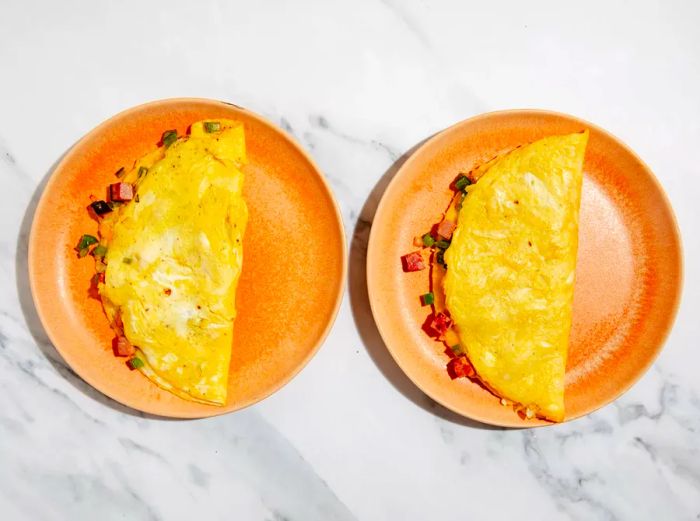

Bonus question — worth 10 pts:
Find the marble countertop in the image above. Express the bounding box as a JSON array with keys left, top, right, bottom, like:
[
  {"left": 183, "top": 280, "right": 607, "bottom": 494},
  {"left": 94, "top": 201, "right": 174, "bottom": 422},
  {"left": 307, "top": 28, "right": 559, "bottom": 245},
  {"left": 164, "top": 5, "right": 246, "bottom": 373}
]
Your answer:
[{"left": 1, "top": 1, "right": 699, "bottom": 519}]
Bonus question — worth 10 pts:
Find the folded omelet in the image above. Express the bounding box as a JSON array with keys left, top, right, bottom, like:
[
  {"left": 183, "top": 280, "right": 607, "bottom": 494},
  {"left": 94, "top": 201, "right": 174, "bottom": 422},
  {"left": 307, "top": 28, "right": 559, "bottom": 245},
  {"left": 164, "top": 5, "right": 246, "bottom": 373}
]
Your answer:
[
  {"left": 444, "top": 132, "right": 588, "bottom": 421},
  {"left": 97, "top": 119, "right": 248, "bottom": 405}
]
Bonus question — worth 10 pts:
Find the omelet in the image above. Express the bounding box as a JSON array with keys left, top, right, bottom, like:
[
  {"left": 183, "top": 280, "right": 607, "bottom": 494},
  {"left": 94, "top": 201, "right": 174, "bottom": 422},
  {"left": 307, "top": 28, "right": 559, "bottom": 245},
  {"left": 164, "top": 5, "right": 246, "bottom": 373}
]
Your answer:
[
  {"left": 96, "top": 119, "right": 248, "bottom": 405},
  {"left": 444, "top": 131, "right": 588, "bottom": 422}
]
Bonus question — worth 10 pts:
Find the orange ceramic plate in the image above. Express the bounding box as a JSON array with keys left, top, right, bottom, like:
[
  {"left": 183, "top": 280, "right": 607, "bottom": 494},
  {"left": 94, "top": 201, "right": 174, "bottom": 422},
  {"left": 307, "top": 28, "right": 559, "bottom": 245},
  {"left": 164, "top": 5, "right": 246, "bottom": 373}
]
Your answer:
[
  {"left": 367, "top": 110, "right": 682, "bottom": 427},
  {"left": 29, "top": 98, "right": 346, "bottom": 418}
]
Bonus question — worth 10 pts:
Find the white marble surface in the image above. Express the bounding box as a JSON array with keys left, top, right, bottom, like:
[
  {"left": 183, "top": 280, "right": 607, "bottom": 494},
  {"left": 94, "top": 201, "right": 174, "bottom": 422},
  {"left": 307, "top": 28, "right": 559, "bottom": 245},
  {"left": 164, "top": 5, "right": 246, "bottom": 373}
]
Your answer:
[{"left": 1, "top": 1, "right": 699, "bottom": 519}]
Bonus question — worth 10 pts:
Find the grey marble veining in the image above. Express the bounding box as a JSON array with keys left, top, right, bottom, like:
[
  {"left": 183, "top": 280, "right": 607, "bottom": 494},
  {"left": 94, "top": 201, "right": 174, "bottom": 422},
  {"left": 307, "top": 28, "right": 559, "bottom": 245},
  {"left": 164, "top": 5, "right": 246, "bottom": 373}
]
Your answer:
[{"left": 1, "top": 0, "right": 699, "bottom": 519}]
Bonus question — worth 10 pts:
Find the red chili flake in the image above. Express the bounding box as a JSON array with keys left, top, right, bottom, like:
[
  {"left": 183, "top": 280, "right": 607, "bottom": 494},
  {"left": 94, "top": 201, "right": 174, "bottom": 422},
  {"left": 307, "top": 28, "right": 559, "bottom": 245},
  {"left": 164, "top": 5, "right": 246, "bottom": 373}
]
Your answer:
[
  {"left": 437, "top": 220, "right": 456, "bottom": 240},
  {"left": 164, "top": 288, "right": 172, "bottom": 296},
  {"left": 109, "top": 182, "right": 134, "bottom": 202},
  {"left": 401, "top": 251, "right": 425, "bottom": 272},
  {"left": 429, "top": 312, "right": 452, "bottom": 335},
  {"left": 447, "top": 356, "right": 475, "bottom": 379},
  {"left": 113, "top": 336, "right": 135, "bottom": 357}
]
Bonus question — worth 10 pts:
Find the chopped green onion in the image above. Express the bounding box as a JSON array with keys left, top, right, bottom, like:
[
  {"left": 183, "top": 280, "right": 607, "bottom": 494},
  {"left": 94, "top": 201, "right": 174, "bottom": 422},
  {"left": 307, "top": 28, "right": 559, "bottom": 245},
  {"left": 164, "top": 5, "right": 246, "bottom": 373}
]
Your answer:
[
  {"left": 421, "top": 292, "right": 435, "bottom": 306},
  {"left": 436, "top": 250, "right": 446, "bottom": 267},
  {"left": 436, "top": 239, "right": 451, "bottom": 250},
  {"left": 162, "top": 130, "right": 178, "bottom": 148},
  {"left": 77, "top": 234, "right": 98, "bottom": 250},
  {"left": 128, "top": 357, "right": 144, "bottom": 370},
  {"left": 422, "top": 233, "right": 435, "bottom": 247},
  {"left": 455, "top": 175, "right": 471, "bottom": 191},
  {"left": 122, "top": 257, "right": 133, "bottom": 264},
  {"left": 138, "top": 166, "right": 148, "bottom": 178},
  {"left": 92, "top": 245, "right": 108, "bottom": 257},
  {"left": 115, "top": 167, "right": 126, "bottom": 178},
  {"left": 204, "top": 121, "right": 221, "bottom": 133},
  {"left": 451, "top": 344, "right": 463, "bottom": 355},
  {"left": 78, "top": 248, "right": 89, "bottom": 258}
]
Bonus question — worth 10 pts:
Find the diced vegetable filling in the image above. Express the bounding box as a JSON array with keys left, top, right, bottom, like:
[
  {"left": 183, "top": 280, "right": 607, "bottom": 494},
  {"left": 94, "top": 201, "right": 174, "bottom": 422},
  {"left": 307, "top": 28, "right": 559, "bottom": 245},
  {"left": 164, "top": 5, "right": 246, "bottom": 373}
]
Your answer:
[
  {"left": 401, "top": 251, "right": 426, "bottom": 272},
  {"left": 437, "top": 220, "right": 456, "bottom": 240},
  {"left": 113, "top": 336, "right": 135, "bottom": 357},
  {"left": 110, "top": 182, "right": 134, "bottom": 202},
  {"left": 162, "top": 129, "right": 178, "bottom": 148},
  {"left": 430, "top": 312, "right": 452, "bottom": 335},
  {"left": 447, "top": 357, "right": 475, "bottom": 380},
  {"left": 90, "top": 200, "right": 113, "bottom": 216},
  {"left": 204, "top": 121, "right": 221, "bottom": 133}
]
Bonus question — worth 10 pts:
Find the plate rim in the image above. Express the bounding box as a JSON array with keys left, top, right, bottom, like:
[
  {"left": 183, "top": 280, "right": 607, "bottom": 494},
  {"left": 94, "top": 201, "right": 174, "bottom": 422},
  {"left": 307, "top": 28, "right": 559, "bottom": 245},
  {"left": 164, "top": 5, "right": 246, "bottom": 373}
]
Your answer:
[
  {"left": 366, "top": 108, "right": 683, "bottom": 428},
  {"left": 28, "top": 97, "right": 348, "bottom": 418}
]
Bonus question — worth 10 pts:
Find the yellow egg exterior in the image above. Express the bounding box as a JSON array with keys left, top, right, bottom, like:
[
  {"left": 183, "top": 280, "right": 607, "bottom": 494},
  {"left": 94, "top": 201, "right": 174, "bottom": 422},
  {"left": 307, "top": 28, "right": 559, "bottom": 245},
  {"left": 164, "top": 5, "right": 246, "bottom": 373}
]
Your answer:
[
  {"left": 99, "top": 120, "right": 247, "bottom": 405},
  {"left": 444, "top": 132, "right": 588, "bottom": 422}
]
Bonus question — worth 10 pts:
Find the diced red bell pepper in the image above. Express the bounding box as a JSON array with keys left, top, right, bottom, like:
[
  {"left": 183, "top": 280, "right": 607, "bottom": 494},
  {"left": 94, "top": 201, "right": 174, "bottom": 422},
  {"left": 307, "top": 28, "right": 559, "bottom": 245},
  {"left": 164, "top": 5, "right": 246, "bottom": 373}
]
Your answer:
[
  {"left": 429, "top": 312, "right": 452, "bottom": 335},
  {"left": 437, "top": 220, "right": 456, "bottom": 240},
  {"left": 109, "top": 182, "right": 134, "bottom": 202},
  {"left": 447, "top": 356, "right": 475, "bottom": 380},
  {"left": 401, "top": 251, "right": 425, "bottom": 272},
  {"left": 113, "top": 335, "right": 135, "bottom": 357},
  {"left": 113, "top": 312, "right": 124, "bottom": 331}
]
